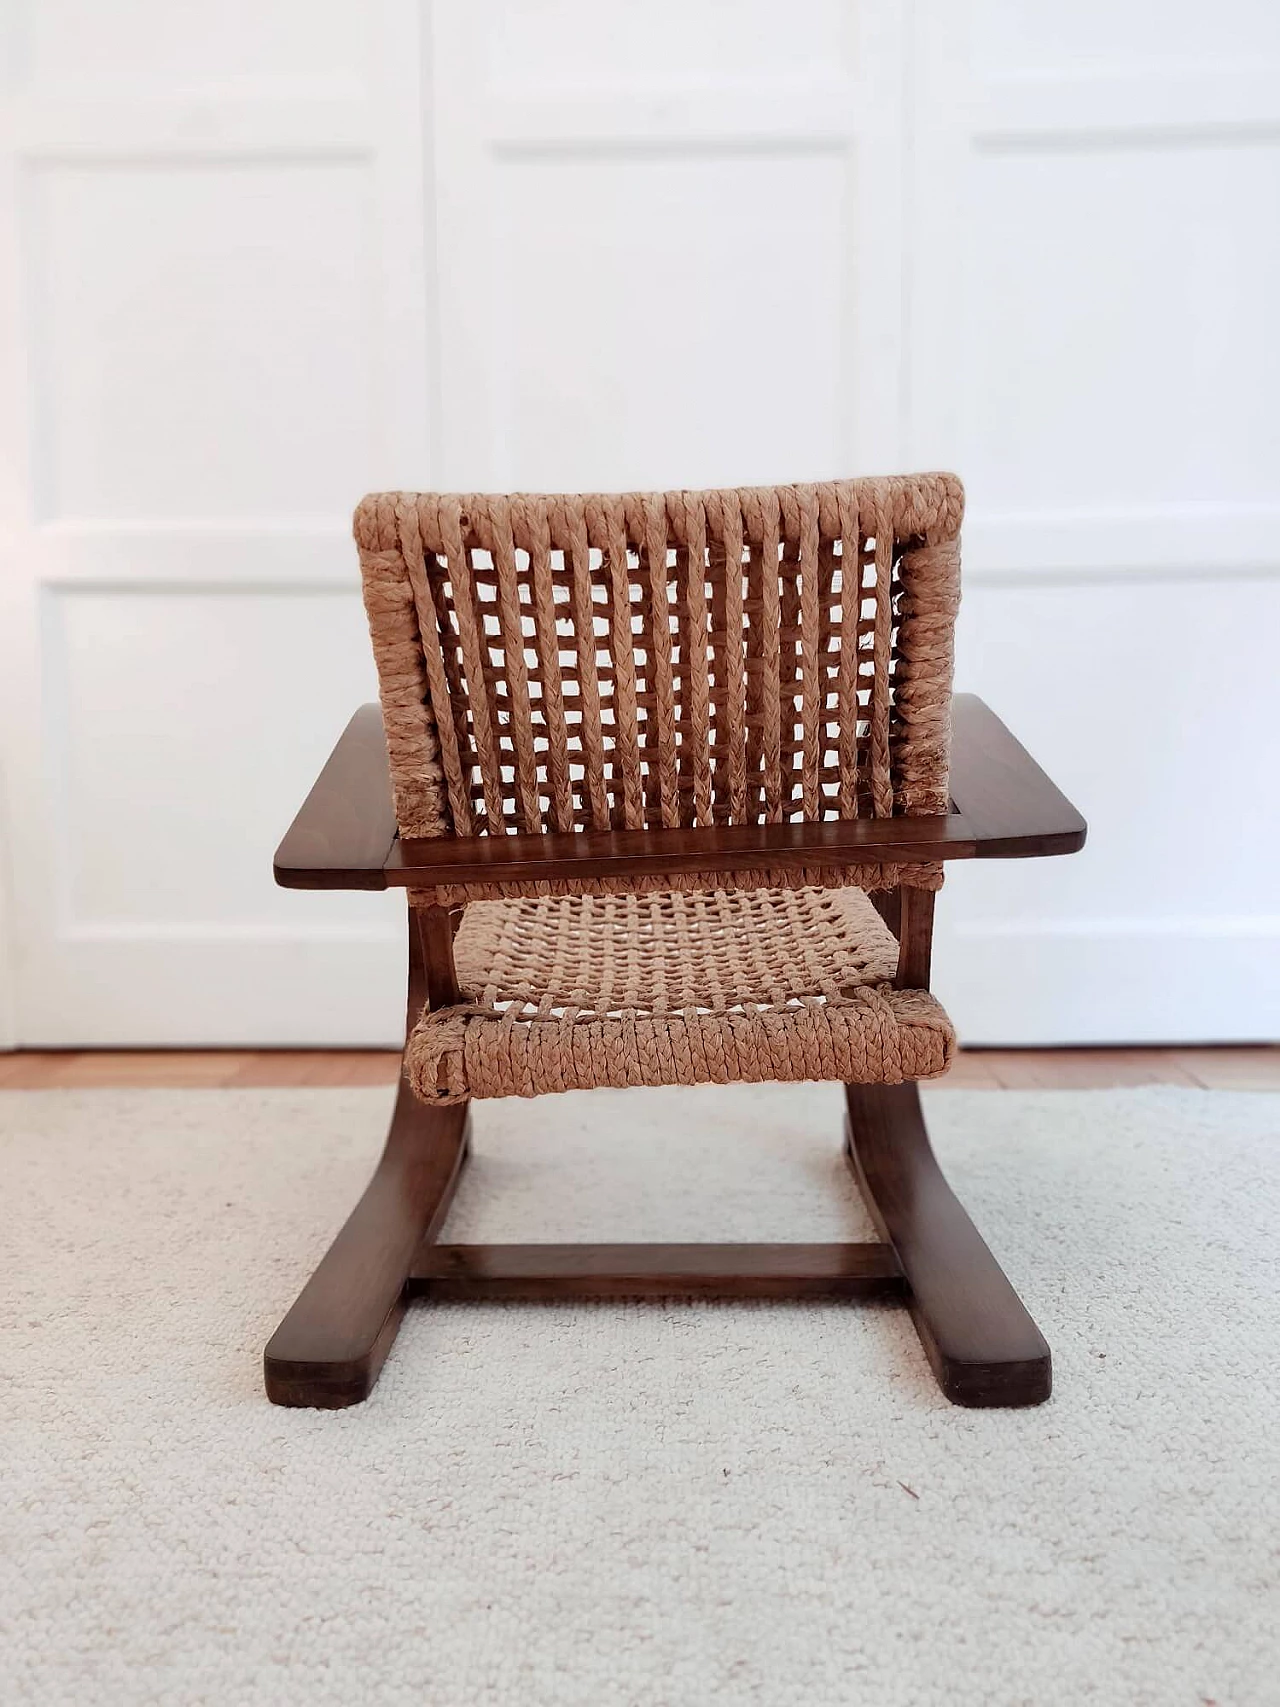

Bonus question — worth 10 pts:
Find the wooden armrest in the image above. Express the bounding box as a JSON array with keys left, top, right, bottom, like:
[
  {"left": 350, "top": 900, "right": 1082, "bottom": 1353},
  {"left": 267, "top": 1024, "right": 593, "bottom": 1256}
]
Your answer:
[
  {"left": 948, "top": 693, "right": 1087, "bottom": 859},
  {"left": 274, "top": 696, "right": 1084, "bottom": 891},
  {"left": 384, "top": 814, "right": 978, "bottom": 887},
  {"left": 274, "top": 705, "right": 399, "bottom": 890}
]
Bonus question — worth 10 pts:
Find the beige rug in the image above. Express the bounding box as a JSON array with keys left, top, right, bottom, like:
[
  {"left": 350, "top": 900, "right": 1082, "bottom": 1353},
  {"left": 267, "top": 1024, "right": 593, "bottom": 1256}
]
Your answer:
[{"left": 2, "top": 1083, "right": 1277, "bottom": 1706}]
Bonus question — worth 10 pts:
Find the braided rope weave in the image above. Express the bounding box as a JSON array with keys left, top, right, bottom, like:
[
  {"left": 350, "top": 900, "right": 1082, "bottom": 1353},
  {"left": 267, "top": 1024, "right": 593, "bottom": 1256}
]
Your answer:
[
  {"left": 357, "top": 474, "right": 963, "bottom": 1102},
  {"left": 405, "top": 887, "right": 954, "bottom": 1104},
  {"left": 356, "top": 473, "right": 962, "bottom": 902}
]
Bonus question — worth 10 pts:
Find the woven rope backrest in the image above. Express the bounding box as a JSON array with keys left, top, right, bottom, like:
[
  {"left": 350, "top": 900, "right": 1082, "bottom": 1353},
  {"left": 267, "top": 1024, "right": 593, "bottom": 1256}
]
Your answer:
[{"left": 355, "top": 474, "right": 962, "bottom": 841}]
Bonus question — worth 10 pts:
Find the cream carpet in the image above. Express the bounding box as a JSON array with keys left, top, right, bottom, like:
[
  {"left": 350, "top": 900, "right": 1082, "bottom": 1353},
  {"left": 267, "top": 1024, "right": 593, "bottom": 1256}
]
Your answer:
[{"left": 2, "top": 1083, "right": 1278, "bottom": 1707}]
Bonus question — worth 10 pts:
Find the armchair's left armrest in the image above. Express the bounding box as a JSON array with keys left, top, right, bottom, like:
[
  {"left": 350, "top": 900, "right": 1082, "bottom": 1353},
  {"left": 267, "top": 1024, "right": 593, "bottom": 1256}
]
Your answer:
[{"left": 274, "top": 705, "right": 398, "bottom": 890}]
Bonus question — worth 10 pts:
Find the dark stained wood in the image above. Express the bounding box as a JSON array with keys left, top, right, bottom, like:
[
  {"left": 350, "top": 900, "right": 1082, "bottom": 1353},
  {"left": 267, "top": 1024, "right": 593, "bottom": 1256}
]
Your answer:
[
  {"left": 408, "top": 1242, "right": 905, "bottom": 1301},
  {"left": 416, "top": 905, "right": 461, "bottom": 1010},
  {"left": 843, "top": 1081, "right": 1051, "bottom": 1407},
  {"left": 273, "top": 705, "right": 398, "bottom": 890},
  {"left": 869, "top": 888, "right": 901, "bottom": 937},
  {"left": 387, "top": 810, "right": 981, "bottom": 886},
  {"left": 273, "top": 696, "right": 1086, "bottom": 891},
  {"left": 264, "top": 907, "right": 471, "bottom": 1407},
  {"left": 948, "top": 693, "right": 1087, "bottom": 859},
  {"left": 264, "top": 929, "right": 1050, "bottom": 1406},
  {"left": 264, "top": 1092, "right": 469, "bottom": 1406},
  {"left": 894, "top": 887, "right": 935, "bottom": 989},
  {"left": 265, "top": 693, "right": 1080, "bottom": 1408}
]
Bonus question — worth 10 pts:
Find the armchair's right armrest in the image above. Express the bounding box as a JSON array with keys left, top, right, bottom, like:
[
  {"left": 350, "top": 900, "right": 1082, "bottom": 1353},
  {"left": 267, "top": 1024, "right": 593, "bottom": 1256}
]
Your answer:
[{"left": 950, "top": 694, "right": 1087, "bottom": 859}]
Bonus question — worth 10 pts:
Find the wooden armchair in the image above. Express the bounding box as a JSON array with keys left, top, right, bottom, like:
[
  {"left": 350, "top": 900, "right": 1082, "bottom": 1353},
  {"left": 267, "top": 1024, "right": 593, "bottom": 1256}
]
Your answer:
[{"left": 265, "top": 475, "right": 1084, "bottom": 1410}]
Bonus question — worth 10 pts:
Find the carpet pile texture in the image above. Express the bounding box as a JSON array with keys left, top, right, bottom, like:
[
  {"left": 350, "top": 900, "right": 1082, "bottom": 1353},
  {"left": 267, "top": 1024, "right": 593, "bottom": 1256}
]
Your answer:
[{"left": 2, "top": 1083, "right": 1277, "bottom": 1706}]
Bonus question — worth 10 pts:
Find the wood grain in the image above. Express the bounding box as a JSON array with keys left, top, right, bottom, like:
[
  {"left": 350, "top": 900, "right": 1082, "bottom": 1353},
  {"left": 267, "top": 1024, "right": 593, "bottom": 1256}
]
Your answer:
[
  {"left": 263, "top": 1093, "right": 470, "bottom": 1406},
  {"left": 2, "top": 1047, "right": 1272, "bottom": 1090},
  {"left": 894, "top": 887, "right": 935, "bottom": 990},
  {"left": 947, "top": 693, "right": 1088, "bottom": 859},
  {"left": 983, "top": 1048, "right": 1199, "bottom": 1089},
  {"left": 263, "top": 910, "right": 471, "bottom": 1407},
  {"left": 272, "top": 695, "right": 1087, "bottom": 892},
  {"left": 387, "top": 810, "right": 982, "bottom": 887},
  {"left": 408, "top": 1243, "right": 905, "bottom": 1301},
  {"left": 273, "top": 704, "right": 399, "bottom": 890},
  {"left": 845, "top": 1080, "right": 1052, "bottom": 1407},
  {"left": 1168, "top": 1046, "right": 1280, "bottom": 1090}
]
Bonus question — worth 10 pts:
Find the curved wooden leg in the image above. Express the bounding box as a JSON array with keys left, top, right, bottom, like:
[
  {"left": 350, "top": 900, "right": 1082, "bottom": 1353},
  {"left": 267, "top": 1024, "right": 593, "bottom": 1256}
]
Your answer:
[
  {"left": 264, "top": 1087, "right": 470, "bottom": 1407},
  {"left": 265, "top": 905, "right": 470, "bottom": 1408},
  {"left": 844, "top": 1082, "right": 1051, "bottom": 1408}
]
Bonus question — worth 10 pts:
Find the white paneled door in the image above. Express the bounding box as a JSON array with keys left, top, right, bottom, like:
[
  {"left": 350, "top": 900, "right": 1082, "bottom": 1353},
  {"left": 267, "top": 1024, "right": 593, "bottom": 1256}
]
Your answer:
[
  {"left": 908, "top": 1, "right": 1280, "bottom": 1041},
  {"left": 1, "top": 1, "right": 1277, "bottom": 1045},
  {"left": 0, "top": 0, "right": 431, "bottom": 1044}
]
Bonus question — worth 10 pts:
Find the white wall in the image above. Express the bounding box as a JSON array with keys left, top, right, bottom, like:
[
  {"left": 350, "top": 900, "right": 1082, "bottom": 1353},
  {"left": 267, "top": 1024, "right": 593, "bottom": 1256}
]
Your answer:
[{"left": 0, "top": 1, "right": 1277, "bottom": 1046}]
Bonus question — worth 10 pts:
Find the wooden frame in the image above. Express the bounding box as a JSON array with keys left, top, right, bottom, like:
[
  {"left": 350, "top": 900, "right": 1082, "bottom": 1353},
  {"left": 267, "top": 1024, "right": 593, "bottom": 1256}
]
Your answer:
[
  {"left": 276, "top": 693, "right": 1085, "bottom": 893},
  {"left": 265, "top": 694, "right": 1083, "bottom": 1410}
]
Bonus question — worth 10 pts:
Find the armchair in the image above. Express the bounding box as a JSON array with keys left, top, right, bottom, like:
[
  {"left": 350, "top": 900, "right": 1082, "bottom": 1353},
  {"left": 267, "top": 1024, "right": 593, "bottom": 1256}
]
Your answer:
[{"left": 265, "top": 475, "right": 1084, "bottom": 1410}]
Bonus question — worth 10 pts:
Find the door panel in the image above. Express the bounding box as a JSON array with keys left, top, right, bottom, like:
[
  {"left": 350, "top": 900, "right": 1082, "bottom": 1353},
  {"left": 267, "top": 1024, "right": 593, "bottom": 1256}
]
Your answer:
[
  {"left": 910, "top": 1, "right": 1280, "bottom": 1040},
  {"left": 0, "top": 0, "right": 428, "bottom": 1044},
  {"left": 1, "top": 0, "right": 1276, "bottom": 1044}
]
